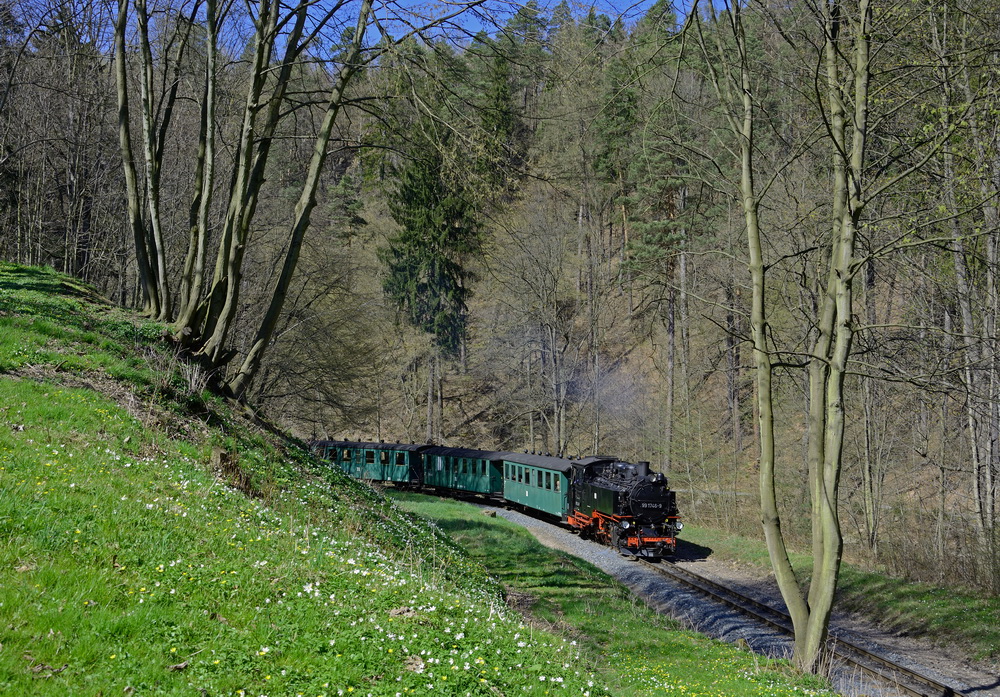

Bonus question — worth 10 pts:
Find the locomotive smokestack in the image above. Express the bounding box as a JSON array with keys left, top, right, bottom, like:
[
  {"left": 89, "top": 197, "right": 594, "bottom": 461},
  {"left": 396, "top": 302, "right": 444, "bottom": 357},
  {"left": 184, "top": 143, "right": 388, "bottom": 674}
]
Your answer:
[{"left": 636, "top": 461, "right": 650, "bottom": 478}]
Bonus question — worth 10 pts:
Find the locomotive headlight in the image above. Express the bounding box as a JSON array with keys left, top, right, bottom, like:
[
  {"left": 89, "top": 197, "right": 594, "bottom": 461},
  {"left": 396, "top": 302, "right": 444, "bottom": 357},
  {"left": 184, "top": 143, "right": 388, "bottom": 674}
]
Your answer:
[
  {"left": 676, "top": 522, "right": 684, "bottom": 531},
  {"left": 621, "top": 520, "right": 631, "bottom": 530}
]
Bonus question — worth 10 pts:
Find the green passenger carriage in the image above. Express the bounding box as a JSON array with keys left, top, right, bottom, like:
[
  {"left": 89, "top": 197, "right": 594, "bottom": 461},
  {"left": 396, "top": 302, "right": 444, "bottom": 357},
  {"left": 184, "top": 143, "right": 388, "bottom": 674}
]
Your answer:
[
  {"left": 422, "top": 446, "right": 505, "bottom": 496},
  {"left": 500, "top": 452, "right": 572, "bottom": 518},
  {"left": 313, "top": 440, "right": 425, "bottom": 485}
]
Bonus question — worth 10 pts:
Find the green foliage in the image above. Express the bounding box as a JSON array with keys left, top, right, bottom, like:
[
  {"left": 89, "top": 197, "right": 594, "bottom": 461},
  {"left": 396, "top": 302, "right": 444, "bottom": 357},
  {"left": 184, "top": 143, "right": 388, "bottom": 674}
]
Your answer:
[
  {"left": 380, "top": 136, "right": 477, "bottom": 356},
  {"left": 473, "top": 49, "right": 526, "bottom": 198},
  {"left": 592, "top": 58, "right": 640, "bottom": 185}
]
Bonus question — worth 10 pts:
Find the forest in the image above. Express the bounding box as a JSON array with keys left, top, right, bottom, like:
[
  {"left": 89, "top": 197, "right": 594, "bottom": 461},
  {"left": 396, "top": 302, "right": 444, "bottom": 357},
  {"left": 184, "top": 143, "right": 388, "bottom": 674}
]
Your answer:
[{"left": 2, "top": 0, "right": 1000, "bottom": 664}]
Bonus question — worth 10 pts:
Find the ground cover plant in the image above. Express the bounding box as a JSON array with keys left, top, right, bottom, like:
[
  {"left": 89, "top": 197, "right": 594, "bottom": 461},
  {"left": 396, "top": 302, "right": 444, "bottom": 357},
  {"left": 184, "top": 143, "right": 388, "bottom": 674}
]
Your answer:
[
  {"left": 390, "top": 493, "right": 836, "bottom": 697},
  {"left": 0, "top": 263, "right": 607, "bottom": 695},
  {"left": 679, "top": 526, "right": 1000, "bottom": 663}
]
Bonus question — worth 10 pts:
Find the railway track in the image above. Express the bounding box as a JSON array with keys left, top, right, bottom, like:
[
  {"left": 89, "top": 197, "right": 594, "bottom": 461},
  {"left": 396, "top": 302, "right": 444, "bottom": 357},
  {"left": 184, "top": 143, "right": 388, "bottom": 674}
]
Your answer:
[{"left": 643, "top": 560, "right": 962, "bottom": 697}]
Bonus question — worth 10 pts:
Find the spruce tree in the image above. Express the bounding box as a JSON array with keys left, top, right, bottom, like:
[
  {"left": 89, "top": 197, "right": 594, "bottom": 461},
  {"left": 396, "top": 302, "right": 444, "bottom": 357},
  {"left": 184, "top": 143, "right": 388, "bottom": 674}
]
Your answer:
[{"left": 380, "top": 130, "right": 477, "bottom": 357}]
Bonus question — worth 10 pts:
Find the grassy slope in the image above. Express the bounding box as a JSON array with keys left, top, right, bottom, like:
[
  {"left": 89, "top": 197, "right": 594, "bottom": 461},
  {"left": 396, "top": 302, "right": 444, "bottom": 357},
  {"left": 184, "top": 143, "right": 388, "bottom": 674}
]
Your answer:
[
  {"left": 0, "top": 264, "right": 601, "bottom": 696},
  {"left": 0, "top": 262, "right": 834, "bottom": 697},
  {"left": 390, "top": 494, "right": 835, "bottom": 697}
]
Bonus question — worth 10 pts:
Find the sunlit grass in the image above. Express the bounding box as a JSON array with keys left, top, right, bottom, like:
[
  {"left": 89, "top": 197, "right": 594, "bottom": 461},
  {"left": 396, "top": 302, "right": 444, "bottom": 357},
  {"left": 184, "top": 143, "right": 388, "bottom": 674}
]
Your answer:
[
  {"left": 0, "top": 263, "right": 607, "bottom": 695},
  {"left": 391, "top": 493, "right": 835, "bottom": 697}
]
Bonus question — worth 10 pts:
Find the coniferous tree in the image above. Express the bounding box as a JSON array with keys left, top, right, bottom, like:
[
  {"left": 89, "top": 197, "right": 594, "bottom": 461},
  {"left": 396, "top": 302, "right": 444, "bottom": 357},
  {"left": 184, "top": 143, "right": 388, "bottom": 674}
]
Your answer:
[{"left": 380, "top": 129, "right": 478, "bottom": 357}]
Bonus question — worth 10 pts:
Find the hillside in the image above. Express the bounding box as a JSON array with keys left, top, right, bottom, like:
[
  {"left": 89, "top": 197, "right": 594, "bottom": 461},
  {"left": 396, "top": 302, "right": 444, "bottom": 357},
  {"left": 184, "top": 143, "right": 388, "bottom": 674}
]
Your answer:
[
  {"left": 0, "top": 263, "right": 610, "bottom": 695},
  {"left": 0, "top": 262, "right": 846, "bottom": 697}
]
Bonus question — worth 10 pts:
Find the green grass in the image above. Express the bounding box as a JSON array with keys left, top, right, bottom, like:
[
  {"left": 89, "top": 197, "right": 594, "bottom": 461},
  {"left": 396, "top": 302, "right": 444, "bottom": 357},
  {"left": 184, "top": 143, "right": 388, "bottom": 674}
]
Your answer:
[
  {"left": 0, "top": 263, "right": 606, "bottom": 695},
  {"left": 390, "top": 494, "right": 835, "bottom": 697},
  {"left": 679, "top": 525, "right": 1000, "bottom": 662}
]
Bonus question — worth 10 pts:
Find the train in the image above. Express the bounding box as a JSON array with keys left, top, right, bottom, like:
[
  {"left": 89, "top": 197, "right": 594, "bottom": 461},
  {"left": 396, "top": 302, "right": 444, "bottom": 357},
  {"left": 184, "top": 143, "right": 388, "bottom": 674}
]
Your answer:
[{"left": 311, "top": 439, "right": 683, "bottom": 559}]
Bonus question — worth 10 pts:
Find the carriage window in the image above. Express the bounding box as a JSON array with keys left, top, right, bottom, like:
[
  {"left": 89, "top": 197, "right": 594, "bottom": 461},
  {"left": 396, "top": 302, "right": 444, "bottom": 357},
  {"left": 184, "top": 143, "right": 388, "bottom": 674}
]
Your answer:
[
  {"left": 554, "top": 476, "right": 560, "bottom": 492},
  {"left": 380, "top": 451, "right": 389, "bottom": 464},
  {"left": 517, "top": 467, "right": 523, "bottom": 483},
  {"left": 545, "top": 472, "right": 551, "bottom": 490},
  {"left": 365, "top": 451, "right": 375, "bottom": 465},
  {"left": 396, "top": 452, "right": 406, "bottom": 466},
  {"left": 342, "top": 449, "right": 352, "bottom": 461},
  {"left": 461, "top": 459, "right": 468, "bottom": 474}
]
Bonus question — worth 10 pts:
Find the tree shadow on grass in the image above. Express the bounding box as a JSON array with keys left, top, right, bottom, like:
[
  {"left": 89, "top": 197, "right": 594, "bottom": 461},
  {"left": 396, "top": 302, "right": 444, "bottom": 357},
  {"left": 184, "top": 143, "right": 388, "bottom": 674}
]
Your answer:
[{"left": 436, "top": 516, "right": 611, "bottom": 593}]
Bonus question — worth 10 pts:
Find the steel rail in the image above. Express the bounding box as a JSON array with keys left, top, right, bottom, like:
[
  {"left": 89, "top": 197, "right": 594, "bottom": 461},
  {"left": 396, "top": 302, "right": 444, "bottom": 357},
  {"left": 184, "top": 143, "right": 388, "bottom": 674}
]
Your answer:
[{"left": 643, "top": 560, "right": 961, "bottom": 697}]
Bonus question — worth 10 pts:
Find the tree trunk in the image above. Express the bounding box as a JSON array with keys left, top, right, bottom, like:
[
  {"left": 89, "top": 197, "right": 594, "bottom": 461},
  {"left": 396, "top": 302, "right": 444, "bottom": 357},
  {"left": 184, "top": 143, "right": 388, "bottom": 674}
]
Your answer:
[
  {"left": 176, "top": 0, "right": 219, "bottom": 335},
  {"left": 135, "top": 0, "right": 172, "bottom": 322},
  {"left": 113, "top": 0, "right": 158, "bottom": 317},
  {"left": 698, "top": 0, "right": 870, "bottom": 672},
  {"left": 426, "top": 353, "right": 434, "bottom": 443},
  {"left": 227, "top": 0, "right": 372, "bottom": 397},
  {"left": 194, "top": 0, "right": 301, "bottom": 365}
]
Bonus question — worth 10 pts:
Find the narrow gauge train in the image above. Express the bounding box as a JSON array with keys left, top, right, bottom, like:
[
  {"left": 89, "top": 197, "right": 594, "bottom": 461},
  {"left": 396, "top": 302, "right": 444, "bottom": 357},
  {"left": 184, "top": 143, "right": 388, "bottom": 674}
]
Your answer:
[{"left": 311, "top": 440, "right": 683, "bottom": 559}]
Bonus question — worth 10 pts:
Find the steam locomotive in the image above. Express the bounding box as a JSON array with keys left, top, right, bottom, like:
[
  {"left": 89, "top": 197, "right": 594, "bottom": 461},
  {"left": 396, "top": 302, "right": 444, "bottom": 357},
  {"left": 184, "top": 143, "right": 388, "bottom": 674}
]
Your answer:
[{"left": 312, "top": 440, "right": 682, "bottom": 559}]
